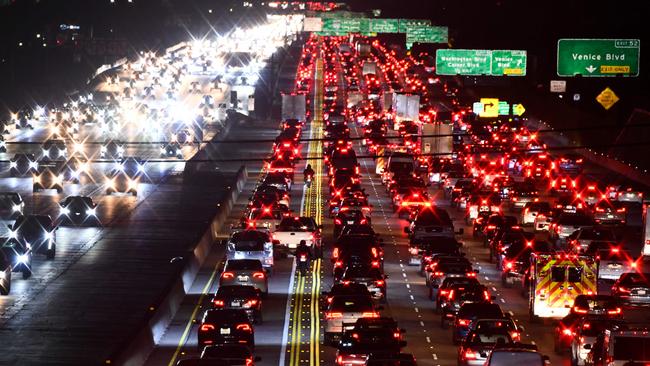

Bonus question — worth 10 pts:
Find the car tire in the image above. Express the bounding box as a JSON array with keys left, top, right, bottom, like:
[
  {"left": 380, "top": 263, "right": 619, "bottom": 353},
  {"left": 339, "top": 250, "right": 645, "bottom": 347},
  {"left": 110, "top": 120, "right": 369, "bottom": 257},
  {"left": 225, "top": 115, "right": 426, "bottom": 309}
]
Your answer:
[
  {"left": 22, "top": 267, "right": 32, "bottom": 279},
  {"left": 46, "top": 246, "right": 56, "bottom": 260}
]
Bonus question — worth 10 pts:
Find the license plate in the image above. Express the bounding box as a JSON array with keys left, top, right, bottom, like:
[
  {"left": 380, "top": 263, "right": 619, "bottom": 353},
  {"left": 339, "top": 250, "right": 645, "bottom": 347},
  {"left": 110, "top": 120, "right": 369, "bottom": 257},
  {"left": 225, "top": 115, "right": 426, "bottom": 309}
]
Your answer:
[
  {"left": 608, "top": 263, "right": 622, "bottom": 269},
  {"left": 607, "top": 214, "right": 614, "bottom": 218},
  {"left": 347, "top": 221, "right": 354, "bottom": 225},
  {"left": 638, "top": 290, "right": 646, "bottom": 295},
  {"left": 238, "top": 276, "right": 249, "bottom": 282},
  {"left": 220, "top": 328, "right": 231, "bottom": 335},
  {"left": 231, "top": 301, "right": 242, "bottom": 307},
  {"left": 480, "top": 206, "right": 489, "bottom": 212}
]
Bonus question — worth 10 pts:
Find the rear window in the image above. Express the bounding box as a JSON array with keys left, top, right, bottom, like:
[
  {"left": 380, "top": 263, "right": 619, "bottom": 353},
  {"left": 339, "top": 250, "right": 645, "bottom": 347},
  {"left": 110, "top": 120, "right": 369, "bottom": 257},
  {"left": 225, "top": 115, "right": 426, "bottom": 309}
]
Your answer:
[
  {"left": 330, "top": 296, "right": 374, "bottom": 312},
  {"left": 466, "top": 329, "right": 512, "bottom": 344},
  {"left": 489, "top": 351, "right": 544, "bottom": 365},
  {"left": 277, "top": 217, "right": 315, "bottom": 231},
  {"left": 620, "top": 273, "right": 650, "bottom": 287},
  {"left": 388, "top": 161, "right": 414, "bottom": 172},
  {"left": 225, "top": 260, "right": 262, "bottom": 271},
  {"left": 559, "top": 215, "right": 593, "bottom": 226},
  {"left": 612, "top": 337, "right": 650, "bottom": 361},
  {"left": 415, "top": 209, "right": 452, "bottom": 226},
  {"left": 458, "top": 304, "right": 502, "bottom": 318}
]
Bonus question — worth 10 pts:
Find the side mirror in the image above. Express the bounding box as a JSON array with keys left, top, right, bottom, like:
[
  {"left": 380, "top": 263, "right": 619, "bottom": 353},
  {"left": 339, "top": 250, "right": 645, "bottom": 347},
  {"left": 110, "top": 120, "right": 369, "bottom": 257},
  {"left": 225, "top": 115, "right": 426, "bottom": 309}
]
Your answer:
[
  {"left": 506, "top": 311, "right": 514, "bottom": 318},
  {"left": 542, "top": 355, "right": 550, "bottom": 365},
  {"left": 456, "top": 228, "right": 464, "bottom": 235},
  {"left": 384, "top": 275, "right": 389, "bottom": 279},
  {"left": 474, "top": 269, "right": 480, "bottom": 274}
]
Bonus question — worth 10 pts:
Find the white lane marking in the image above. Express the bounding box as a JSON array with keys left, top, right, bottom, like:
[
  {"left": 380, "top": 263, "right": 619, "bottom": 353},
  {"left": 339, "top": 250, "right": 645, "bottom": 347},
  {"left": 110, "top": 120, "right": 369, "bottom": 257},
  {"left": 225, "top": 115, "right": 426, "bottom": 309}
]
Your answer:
[
  {"left": 414, "top": 307, "right": 419, "bottom": 313},
  {"left": 399, "top": 263, "right": 404, "bottom": 268},
  {"left": 406, "top": 284, "right": 410, "bottom": 289},
  {"left": 492, "top": 286, "right": 498, "bottom": 292},
  {"left": 402, "top": 273, "right": 407, "bottom": 278},
  {"left": 410, "top": 295, "right": 414, "bottom": 300},
  {"left": 484, "top": 276, "right": 490, "bottom": 281},
  {"left": 420, "top": 321, "right": 425, "bottom": 327},
  {"left": 426, "top": 337, "right": 431, "bottom": 343},
  {"left": 433, "top": 354, "right": 438, "bottom": 360},
  {"left": 500, "top": 298, "right": 506, "bottom": 303},
  {"left": 278, "top": 258, "right": 297, "bottom": 366}
]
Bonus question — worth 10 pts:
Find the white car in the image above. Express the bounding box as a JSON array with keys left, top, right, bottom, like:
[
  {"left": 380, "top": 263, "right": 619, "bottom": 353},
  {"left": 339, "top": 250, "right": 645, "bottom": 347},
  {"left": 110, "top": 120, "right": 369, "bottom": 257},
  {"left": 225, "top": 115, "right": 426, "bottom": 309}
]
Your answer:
[{"left": 272, "top": 216, "right": 322, "bottom": 257}]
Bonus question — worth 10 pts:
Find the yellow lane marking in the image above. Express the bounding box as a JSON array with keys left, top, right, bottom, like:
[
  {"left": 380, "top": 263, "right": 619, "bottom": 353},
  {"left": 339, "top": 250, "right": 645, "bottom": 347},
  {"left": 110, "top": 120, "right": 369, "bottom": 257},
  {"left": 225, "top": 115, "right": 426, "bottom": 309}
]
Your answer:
[{"left": 167, "top": 260, "right": 221, "bottom": 366}]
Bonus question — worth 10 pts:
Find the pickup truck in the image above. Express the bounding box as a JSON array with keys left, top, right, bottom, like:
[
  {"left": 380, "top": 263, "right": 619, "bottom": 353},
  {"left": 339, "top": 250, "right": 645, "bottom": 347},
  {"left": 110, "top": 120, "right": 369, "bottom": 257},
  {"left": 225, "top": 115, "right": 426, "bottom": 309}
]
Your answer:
[{"left": 272, "top": 216, "right": 322, "bottom": 258}]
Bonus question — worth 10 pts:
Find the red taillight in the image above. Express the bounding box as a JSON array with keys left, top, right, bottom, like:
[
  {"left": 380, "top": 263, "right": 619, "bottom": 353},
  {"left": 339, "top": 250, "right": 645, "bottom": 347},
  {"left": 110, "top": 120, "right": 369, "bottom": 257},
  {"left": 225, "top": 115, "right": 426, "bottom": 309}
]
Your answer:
[
  {"left": 246, "top": 358, "right": 254, "bottom": 366},
  {"left": 334, "top": 218, "right": 342, "bottom": 225},
  {"left": 213, "top": 299, "right": 224, "bottom": 307},
  {"left": 448, "top": 289, "right": 455, "bottom": 300},
  {"left": 200, "top": 324, "right": 215, "bottom": 332},
  {"left": 573, "top": 306, "right": 588, "bottom": 314},
  {"left": 334, "top": 260, "right": 343, "bottom": 268},
  {"left": 608, "top": 307, "right": 622, "bottom": 315},
  {"left": 222, "top": 272, "right": 234, "bottom": 279},
  {"left": 362, "top": 312, "right": 379, "bottom": 318},
  {"left": 484, "top": 290, "right": 491, "bottom": 301},
  {"left": 326, "top": 312, "right": 343, "bottom": 319},
  {"left": 486, "top": 225, "right": 496, "bottom": 230},
  {"left": 562, "top": 328, "right": 574, "bottom": 337},
  {"left": 457, "top": 319, "right": 470, "bottom": 326},
  {"left": 236, "top": 324, "right": 252, "bottom": 332},
  {"left": 463, "top": 350, "right": 477, "bottom": 360},
  {"left": 505, "top": 261, "right": 513, "bottom": 269},
  {"left": 253, "top": 272, "right": 265, "bottom": 279},
  {"left": 375, "top": 280, "right": 385, "bottom": 287}
]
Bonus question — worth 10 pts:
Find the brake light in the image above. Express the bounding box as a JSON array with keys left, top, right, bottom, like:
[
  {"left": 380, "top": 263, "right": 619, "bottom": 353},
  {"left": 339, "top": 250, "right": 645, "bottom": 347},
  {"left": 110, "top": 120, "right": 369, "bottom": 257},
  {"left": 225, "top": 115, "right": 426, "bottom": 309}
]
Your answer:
[
  {"left": 466, "top": 271, "right": 477, "bottom": 277},
  {"left": 371, "top": 247, "right": 378, "bottom": 257},
  {"left": 457, "top": 318, "right": 470, "bottom": 326},
  {"left": 371, "top": 260, "right": 380, "bottom": 268},
  {"left": 362, "top": 312, "right": 379, "bottom": 318},
  {"left": 213, "top": 300, "right": 224, "bottom": 307},
  {"left": 505, "top": 261, "right": 513, "bottom": 269},
  {"left": 334, "top": 218, "right": 342, "bottom": 225},
  {"left": 486, "top": 225, "right": 496, "bottom": 230},
  {"left": 375, "top": 280, "right": 385, "bottom": 286},
  {"left": 200, "top": 324, "right": 215, "bottom": 332},
  {"left": 573, "top": 306, "right": 588, "bottom": 314},
  {"left": 253, "top": 272, "right": 265, "bottom": 279},
  {"left": 222, "top": 272, "right": 234, "bottom": 279},
  {"left": 433, "top": 271, "right": 444, "bottom": 276},
  {"left": 463, "top": 350, "right": 477, "bottom": 360},
  {"left": 614, "top": 286, "right": 631, "bottom": 294},
  {"left": 334, "top": 260, "right": 343, "bottom": 268},
  {"left": 236, "top": 324, "right": 252, "bottom": 332},
  {"left": 510, "top": 331, "right": 520, "bottom": 341},
  {"left": 562, "top": 328, "right": 575, "bottom": 337},
  {"left": 448, "top": 289, "right": 455, "bottom": 300},
  {"left": 484, "top": 290, "right": 491, "bottom": 301},
  {"left": 608, "top": 307, "right": 622, "bottom": 315}
]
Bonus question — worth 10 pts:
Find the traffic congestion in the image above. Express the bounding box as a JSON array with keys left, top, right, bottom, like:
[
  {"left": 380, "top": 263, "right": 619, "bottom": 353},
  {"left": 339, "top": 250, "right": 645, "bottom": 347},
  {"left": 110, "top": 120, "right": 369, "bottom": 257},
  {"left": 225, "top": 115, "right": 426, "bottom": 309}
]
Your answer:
[{"left": 0, "top": 3, "right": 648, "bottom": 366}]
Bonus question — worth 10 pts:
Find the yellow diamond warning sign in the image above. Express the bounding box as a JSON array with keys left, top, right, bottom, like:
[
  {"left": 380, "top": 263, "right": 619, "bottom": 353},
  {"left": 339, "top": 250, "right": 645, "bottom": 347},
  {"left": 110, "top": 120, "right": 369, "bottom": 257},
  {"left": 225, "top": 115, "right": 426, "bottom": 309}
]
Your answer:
[{"left": 596, "top": 87, "right": 619, "bottom": 110}]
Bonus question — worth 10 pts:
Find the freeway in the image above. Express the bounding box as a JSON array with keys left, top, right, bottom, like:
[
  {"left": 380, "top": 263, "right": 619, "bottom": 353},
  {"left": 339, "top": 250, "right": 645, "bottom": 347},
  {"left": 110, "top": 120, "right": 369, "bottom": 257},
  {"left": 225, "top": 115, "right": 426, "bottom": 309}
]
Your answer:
[{"left": 162, "top": 35, "right": 649, "bottom": 366}]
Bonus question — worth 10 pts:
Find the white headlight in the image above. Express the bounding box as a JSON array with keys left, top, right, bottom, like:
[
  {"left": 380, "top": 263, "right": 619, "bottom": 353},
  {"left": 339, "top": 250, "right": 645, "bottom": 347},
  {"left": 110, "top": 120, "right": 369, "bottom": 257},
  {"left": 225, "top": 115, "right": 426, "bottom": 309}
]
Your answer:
[
  {"left": 176, "top": 149, "right": 182, "bottom": 155},
  {"left": 29, "top": 161, "right": 38, "bottom": 169},
  {"left": 60, "top": 207, "right": 70, "bottom": 215},
  {"left": 45, "top": 232, "right": 54, "bottom": 240},
  {"left": 10, "top": 162, "right": 17, "bottom": 168},
  {"left": 160, "top": 147, "right": 166, "bottom": 153},
  {"left": 42, "top": 149, "right": 50, "bottom": 156},
  {"left": 86, "top": 208, "right": 96, "bottom": 216},
  {"left": 0, "top": 271, "right": 5, "bottom": 280},
  {"left": 101, "top": 146, "right": 107, "bottom": 152},
  {"left": 8, "top": 230, "right": 17, "bottom": 239},
  {"left": 137, "top": 165, "right": 145, "bottom": 172},
  {"left": 12, "top": 204, "right": 22, "bottom": 212},
  {"left": 17, "top": 254, "right": 29, "bottom": 264},
  {"left": 54, "top": 174, "right": 63, "bottom": 184}
]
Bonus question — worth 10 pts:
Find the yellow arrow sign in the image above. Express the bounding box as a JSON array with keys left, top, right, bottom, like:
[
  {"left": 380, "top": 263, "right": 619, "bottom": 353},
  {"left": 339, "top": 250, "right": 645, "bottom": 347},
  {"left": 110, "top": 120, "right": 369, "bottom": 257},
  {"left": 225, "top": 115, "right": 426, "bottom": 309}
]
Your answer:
[
  {"left": 513, "top": 103, "right": 526, "bottom": 116},
  {"left": 596, "top": 87, "right": 619, "bottom": 110},
  {"left": 479, "top": 98, "right": 499, "bottom": 118}
]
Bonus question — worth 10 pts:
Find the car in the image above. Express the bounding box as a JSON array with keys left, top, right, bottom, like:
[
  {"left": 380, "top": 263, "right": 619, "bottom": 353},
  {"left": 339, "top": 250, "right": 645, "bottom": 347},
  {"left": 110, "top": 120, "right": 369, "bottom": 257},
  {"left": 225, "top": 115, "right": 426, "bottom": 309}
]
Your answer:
[
  {"left": 567, "top": 227, "right": 617, "bottom": 253},
  {"left": 614, "top": 187, "right": 644, "bottom": 204},
  {"left": 439, "top": 282, "right": 492, "bottom": 327},
  {"left": 9, "top": 153, "right": 39, "bottom": 177},
  {"left": 198, "top": 344, "right": 260, "bottom": 365},
  {"left": 105, "top": 171, "right": 139, "bottom": 196},
  {"left": 336, "top": 318, "right": 406, "bottom": 365},
  {"left": 510, "top": 182, "right": 539, "bottom": 209},
  {"left": 322, "top": 282, "right": 372, "bottom": 306},
  {"left": 434, "top": 276, "right": 481, "bottom": 310},
  {"left": 490, "top": 229, "right": 534, "bottom": 267},
  {"left": 324, "top": 294, "right": 379, "bottom": 345},
  {"left": 570, "top": 317, "right": 625, "bottom": 366},
  {"left": 100, "top": 139, "right": 125, "bottom": 159},
  {"left": 521, "top": 201, "right": 552, "bottom": 226},
  {"left": 272, "top": 216, "right": 322, "bottom": 257},
  {"left": 571, "top": 294, "right": 621, "bottom": 317},
  {"left": 334, "top": 209, "right": 371, "bottom": 238},
  {"left": 161, "top": 141, "right": 184, "bottom": 159},
  {"left": 480, "top": 214, "right": 517, "bottom": 247},
  {"left": 558, "top": 154, "right": 584, "bottom": 174},
  {"left": 410, "top": 236, "right": 462, "bottom": 267},
  {"left": 224, "top": 231, "right": 273, "bottom": 273},
  {"left": 41, "top": 139, "right": 67, "bottom": 160},
  {"left": 586, "top": 327, "right": 650, "bottom": 366},
  {"left": 405, "top": 207, "right": 459, "bottom": 242},
  {"left": 32, "top": 160, "right": 65, "bottom": 193},
  {"left": 549, "top": 213, "right": 594, "bottom": 244},
  {"left": 550, "top": 175, "right": 579, "bottom": 195},
  {"left": 114, "top": 156, "right": 146, "bottom": 177},
  {"left": 458, "top": 321, "right": 516, "bottom": 366},
  {"left": 244, "top": 204, "right": 289, "bottom": 230},
  {"left": 452, "top": 302, "right": 504, "bottom": 344},
  {"left": 212, "top": 285, "right": 263, "bottom": 324},
  {"left": 0, "top": 251, "right": 12, "bottom": 295},
  {"left": 586, "top": 244, "right": 634, "bottom": 281},
  {"left": 197, "top": 309, "right": 254, "bottom": 352},
  {"left": 0, "top": 192, "right": 24, "bottom": 219},
  {"left": 8, "top": 214, "right": 57, "bottom": 260},
  {"left": 58, "top": 196, "right": 99, "bottom": 225},
  {"left": 485, "top": 344, "right": 548, "bottom": 366},
  {"left": 611, "top": 272, "right": 650, "bottom": 305},
  {"left": 340, "top": 265, "right": 387, "bottom": 302},
  {"left": 499, "top": 240, "right": 551, "bottom": 288},
  {"left": 425, "top": 257, "right": 475, "bottom": 299},
  {"left": 592, "top": 200, "right": 627, "bottom": 225}
]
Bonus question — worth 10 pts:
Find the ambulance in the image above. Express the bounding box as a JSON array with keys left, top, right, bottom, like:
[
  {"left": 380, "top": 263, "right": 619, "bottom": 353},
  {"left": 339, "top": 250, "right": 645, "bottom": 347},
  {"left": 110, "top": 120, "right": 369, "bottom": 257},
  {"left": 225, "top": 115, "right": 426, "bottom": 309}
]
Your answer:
[{"left": 528, "top": 253, "right": 598, "bottom": 321}]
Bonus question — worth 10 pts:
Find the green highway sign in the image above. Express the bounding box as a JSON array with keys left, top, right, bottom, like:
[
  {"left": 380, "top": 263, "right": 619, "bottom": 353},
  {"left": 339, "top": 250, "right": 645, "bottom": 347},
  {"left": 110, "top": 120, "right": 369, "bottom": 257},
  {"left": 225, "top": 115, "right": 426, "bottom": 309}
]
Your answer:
[
  {"left": 491, "top": 50, "right": 527, "bottom": 75},
  {"left": 436, "top": 49, "right": 492, "bottom": 75},
  {"left": 498, "top": 101, "right": 510, "bottom": 115},
  {"left": 320, "top": 18, "right": 362, "bottom": 33},
  {"left": 370, "top": 18, "right": 399, "bottom": 33},
  {"left": 435, "top": 49, "right": 527, "bottom": 76},
  {"left": 557, "top": 39, "right": 640, "bottom": 77},
  {"left": 405, "top": 25, "right": 448, "bottom": 48},
  {"left": 399, "top": 19, "right": 431, "bottom": 33}
]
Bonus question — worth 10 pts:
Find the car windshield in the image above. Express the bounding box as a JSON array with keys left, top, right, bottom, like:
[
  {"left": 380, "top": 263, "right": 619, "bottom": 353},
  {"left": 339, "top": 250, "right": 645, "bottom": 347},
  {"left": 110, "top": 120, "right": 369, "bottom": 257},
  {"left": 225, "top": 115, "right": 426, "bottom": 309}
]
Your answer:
[
  {"left": 489, "top": 351, "right": 544, "bottom": 365},
  {"left": 620, "top": 273, "right": 650, "bottom": 287},
  {"left": 330, "top": 296, "right": 374, "bottom": 312}
]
